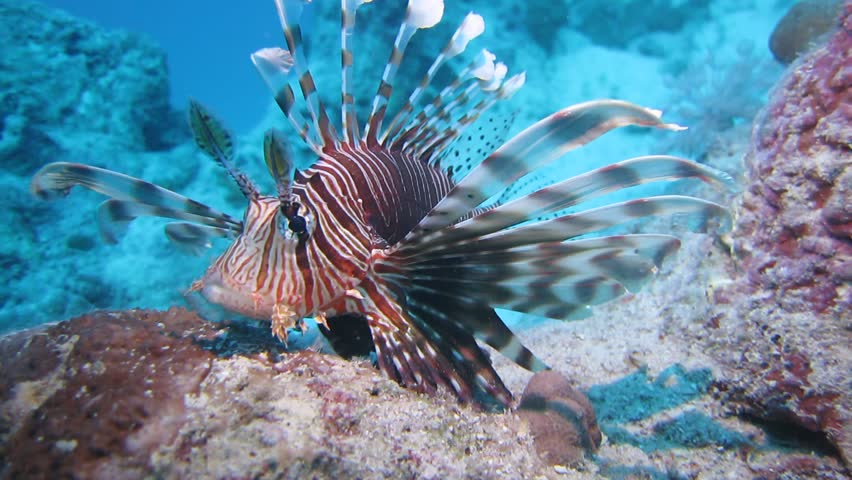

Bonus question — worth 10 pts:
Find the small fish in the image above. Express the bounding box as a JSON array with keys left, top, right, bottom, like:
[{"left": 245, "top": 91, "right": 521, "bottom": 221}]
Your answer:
[{"left": 31, "top": 0, "right": 734, "bottom": 408}]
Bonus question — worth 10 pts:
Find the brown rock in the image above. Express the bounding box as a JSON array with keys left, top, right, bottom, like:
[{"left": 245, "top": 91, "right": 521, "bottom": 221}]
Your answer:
[
  {"left": 769, "top": 0, "right": 844, "bottom": 64},
  {"left": 0, "top": 308, "right": 219, "bottom": 479},
  {"left": 0, "top": 309, "right": 551, "bottom": 479},
  {"left": 516, "top": 370, "right": 601, "bottom": 465}
]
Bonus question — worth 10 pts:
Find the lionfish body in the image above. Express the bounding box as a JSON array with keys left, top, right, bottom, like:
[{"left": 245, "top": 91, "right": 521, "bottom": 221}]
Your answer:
[{"left": 31, "top": 0, "right": 733, "bottom": 408}]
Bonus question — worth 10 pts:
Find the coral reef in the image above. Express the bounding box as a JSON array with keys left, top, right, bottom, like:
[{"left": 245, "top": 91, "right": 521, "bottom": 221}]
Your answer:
[
  {"left": 708, "top": 4, "right": 852, "bottom": 465},
  {"left": 516, "top": 370, "right": 601, "bottom": 465},
  {"left": 0, "top": 0, "right": 184, "bottom": 176},
  {"left": 735, "top": 2, "right": 850, "bottom": 316},
  {"left": 0, "top": 308, "right": 550, "bottom": 479},
  {"left": 770, "top": 0, "right": 845, "bottom": 64}
]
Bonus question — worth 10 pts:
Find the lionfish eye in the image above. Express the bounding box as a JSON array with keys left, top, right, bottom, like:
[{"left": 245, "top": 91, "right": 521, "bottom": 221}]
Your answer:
[{"left": 277, "top": 201, "right": 311, "bottom": 242}]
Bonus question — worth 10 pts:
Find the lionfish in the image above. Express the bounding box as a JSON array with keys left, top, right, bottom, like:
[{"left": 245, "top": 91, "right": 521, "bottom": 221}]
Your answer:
[{"left": 31, "top": 0, "right": 733, "bottom": 408}]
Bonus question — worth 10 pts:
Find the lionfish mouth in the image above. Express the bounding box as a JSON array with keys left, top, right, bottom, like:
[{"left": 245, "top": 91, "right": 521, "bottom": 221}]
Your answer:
[{"left": 196, "top": 268, "right": 276, "bottom": 320}]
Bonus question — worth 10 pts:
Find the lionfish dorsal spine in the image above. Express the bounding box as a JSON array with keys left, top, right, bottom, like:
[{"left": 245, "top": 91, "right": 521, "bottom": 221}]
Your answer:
[
  {"left": 340, "top": 0, "right": 373, "bottom": 143},
  {"left": 387, "top": 49, "right": 499, "bottom": 155},
  {"left": 272, "top": 0, "right": 338, "bottom": 147},
  {"left": 379, "top": 12, "right": 486, "bottom": 146},
  {"left": 251, "top": 47, "right": 326, "bottom": 155},
  {"left": 363, "top": 0, "right": 445, "bottom": 144}
]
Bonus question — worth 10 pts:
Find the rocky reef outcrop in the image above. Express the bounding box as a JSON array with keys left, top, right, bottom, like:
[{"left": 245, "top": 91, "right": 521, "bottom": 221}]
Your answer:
[
  {"left": 712, "top": 1, "right": 852, "bottom": 465},
  {"left": 0, "top": 0, "right": 184, "bottom": 176},
  {"left": 0, "top": 309, "right": 551, "bottom": 479}
]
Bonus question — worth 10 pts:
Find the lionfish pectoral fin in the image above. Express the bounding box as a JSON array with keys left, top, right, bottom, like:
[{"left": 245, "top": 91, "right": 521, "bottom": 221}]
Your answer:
[
  {"left": 32, "top": 162, "right": 243, "bottom": 244},
  {"left": 165, "top": 222, "right": 231, "bottom": 256},
  {"left": 353, "top": 274, "right": 514, "bottom": 408},
  {"left": 402, "top": 100, "right": 688, "bottom": 245}
]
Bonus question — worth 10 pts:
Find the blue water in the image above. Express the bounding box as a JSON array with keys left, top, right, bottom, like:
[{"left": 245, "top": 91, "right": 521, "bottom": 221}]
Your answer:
[
  {"left": 2, "top": 0, "right": 791, "bottom": 333},
  {"left": 42, "top": 1, "right": 279, "bottom": 133}
]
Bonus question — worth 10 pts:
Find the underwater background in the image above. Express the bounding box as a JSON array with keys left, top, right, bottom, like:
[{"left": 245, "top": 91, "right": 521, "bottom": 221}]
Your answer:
[
  {"left": 2, "top": 0, "right": 850, "bottom": 478},
  {"left": 2, "top": 0, "right": 791, "bottom": 332}
]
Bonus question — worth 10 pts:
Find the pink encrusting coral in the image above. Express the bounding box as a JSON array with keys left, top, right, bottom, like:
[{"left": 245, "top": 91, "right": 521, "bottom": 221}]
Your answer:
[{"left": 736, "top": 0, "right": 851, "bottom": 315}]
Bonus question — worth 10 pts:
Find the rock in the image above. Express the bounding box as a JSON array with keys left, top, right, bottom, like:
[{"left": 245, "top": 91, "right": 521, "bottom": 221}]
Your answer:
[
  {"left": 516, "top": 370, "right": 601, "bottom": 465},
  {"left": 0, "top": 308, "right": 549, "bottom": 479},
  {"left": 714, "top": 3, "right": 852, "bottom": 466},
  {"left": 0, "top": 0, "right": 185, "bottom": 175},
  {"left": 769, "top": 0, "right": 845, "bottom": 64},
  {"left": 736, "top": 0, "right": 850, "bottom": 318},
  {"left": 0, "top": 309, "right": 219, "bottom": 478}
]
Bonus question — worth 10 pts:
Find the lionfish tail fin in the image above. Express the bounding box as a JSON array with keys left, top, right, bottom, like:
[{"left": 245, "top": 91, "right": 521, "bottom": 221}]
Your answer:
[{"left": 31, "top": 162, "right": 242, "bottom": 247}]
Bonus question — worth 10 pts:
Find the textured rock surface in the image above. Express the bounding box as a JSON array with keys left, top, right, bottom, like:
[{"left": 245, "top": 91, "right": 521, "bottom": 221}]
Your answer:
[
  {"left": 517, "top": 370, "right": 601, "bottom": 465},
  {"left": 770, "top": 0, "right": 845, "bottom": 64},
  {"left": 714, "top": 4, "right": 852, "bottom": 465},
  {"left": 0, "top": 0, "right": 184, "bottom": 175},
  {"left": 0, "top": 308, "right": 550, "bottom": 480},
  {"left": 737, "top": 1, "right": 850, "bottom": 315}
]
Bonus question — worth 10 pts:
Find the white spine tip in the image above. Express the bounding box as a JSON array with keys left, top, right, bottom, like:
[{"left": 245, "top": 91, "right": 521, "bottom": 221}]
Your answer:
[
  {"left": 500, "top": 72, "right": 526, "bottom": 98},
  {"left": 251, "top": 47, "right": 296, "bottom": 90},
  {"left": 471, "top": 49, "right": 497, "bottom": 80},
  {"left": 481, "top": 62, "right": 507, "bottom": 91},
  {"left": 448, "top": 13, "right": 485, "bottom": 57},
  {"left": 407, "top": 0, "right": 444, "bottom": 29}
]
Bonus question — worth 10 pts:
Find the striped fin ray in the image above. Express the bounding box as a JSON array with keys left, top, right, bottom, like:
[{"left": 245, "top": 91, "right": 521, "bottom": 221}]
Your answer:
[
  {"left": 399, "top": 100, "right": 687, "bottom": 250},
  {"left": 406, "top": 196, "right": 728, "bottom": 259},
  {"left": 406, "top": 156, "right": 735, "bottom": 251},
  {"left": 31, "top": 162, "right": 242, "bottom": 230},
  {"left": 188, "top": 100, "right": 259, "bottom": 199},
  {"left": 164, "top": 222, "right": 231, "bottom": 256},
  {"left": 379, "top": 12, "right": 485, "bottom": 146},
  {"left": 272, "top": 0, "right": 337, "bottom": 146},
  {"left": 339, "top": 0, "right": 373, "bottom": 143},
  {"left": 401, "top": 78, "right": 492, "bottom": 157},
  {"left": 354, "top": 275, "right": 473, "bottom": 401},
  {"left": 411, "top": 274, "right": 625, "bottom": 322},
  {"left": 404, "top": 291, "right": 515, "bottom": 408},
  {"left": 97, "top": 199, "right": 238, "bottom": 245},
  {"left": 364, "top": 0, "right": 445, "bottom": 143},
  {"left": 407, "top": 292, "right": 548, "bottom": 373},
  {"left": 391, "top": 50, "right": 503, "bottom": 153},
  {"left": 409, "top": 247, "right": 660, "bottom": 293},
  {"left": 251, "top": 47, "right": 325, "bottom": 155},
  {"left": 413, "top": 73, "right": 525, "bottom": 162}
]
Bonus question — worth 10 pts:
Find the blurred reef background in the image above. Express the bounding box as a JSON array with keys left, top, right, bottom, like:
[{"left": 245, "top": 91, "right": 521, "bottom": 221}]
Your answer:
[{"left": 1, "top": 0, "right": 850, "bottom": 478}]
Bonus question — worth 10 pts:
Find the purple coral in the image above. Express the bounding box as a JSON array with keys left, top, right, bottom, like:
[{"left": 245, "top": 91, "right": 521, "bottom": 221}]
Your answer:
[{"left": 735, "top": 0, "right": 851, "bottom": 314}]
